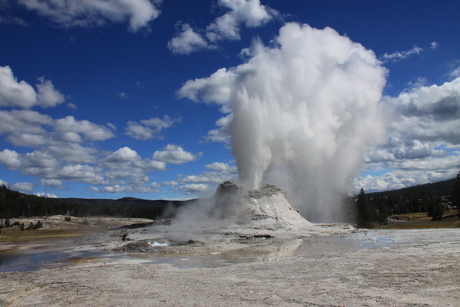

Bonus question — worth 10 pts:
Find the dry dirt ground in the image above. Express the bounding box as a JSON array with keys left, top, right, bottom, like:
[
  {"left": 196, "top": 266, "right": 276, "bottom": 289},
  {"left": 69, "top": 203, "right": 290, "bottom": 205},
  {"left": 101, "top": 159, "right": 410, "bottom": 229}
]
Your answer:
[{"left": 0, "top": 217, "right": 459, "bottom": 307}]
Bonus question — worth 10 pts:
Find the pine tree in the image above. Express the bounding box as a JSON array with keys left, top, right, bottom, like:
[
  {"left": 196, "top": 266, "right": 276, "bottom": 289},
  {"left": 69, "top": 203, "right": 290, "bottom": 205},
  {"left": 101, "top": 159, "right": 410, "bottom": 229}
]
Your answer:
[
  {"left": 452, "top": 171, "right": 460, "bottom": 209},
  {"left": 356, "top": 188, "right": 374, "bottom": 228},
  {"left": 427, "top": 195, "right": 444, "bottom": 221},
  {"left": 35, "top": 220, "right": 43, "bottom": 229}
]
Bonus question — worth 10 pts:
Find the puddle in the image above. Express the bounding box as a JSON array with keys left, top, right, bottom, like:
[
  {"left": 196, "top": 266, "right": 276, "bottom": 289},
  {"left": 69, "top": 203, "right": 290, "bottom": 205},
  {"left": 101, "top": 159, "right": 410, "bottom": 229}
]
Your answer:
[
  {"left": 0, "top": 248, "right": 106, "bottom": 272},
  {"left": 114, "top": 240, "right": 302, "bottom": 269},
  {"left": 123, "top": 236, "right": 363, "bottom": 268},
  {"left": 361, "top": 236, "right": 396, "bottom": 248}
]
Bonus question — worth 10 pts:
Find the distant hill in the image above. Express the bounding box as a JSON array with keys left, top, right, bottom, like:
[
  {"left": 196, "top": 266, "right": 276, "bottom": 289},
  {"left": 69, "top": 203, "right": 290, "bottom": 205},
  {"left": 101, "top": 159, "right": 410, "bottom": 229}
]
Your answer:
[
  {"left": 57, "top": 197, "right": 197, "bottom": 219},
  {"left": 366, "top": 178, "right": 456, "bottom": 198},
  {"left": 60, "top": 196, "right": 190, "bottom": 206},
  {"left": 0, "top": 184, "right": 196, "bottom": 220}
]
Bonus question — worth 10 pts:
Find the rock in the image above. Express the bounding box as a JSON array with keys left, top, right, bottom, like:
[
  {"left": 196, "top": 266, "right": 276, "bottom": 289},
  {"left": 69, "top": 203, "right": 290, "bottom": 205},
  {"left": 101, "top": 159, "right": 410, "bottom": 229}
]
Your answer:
[{"left": 115, "top": 240, "right": 153, "bottom": 253}]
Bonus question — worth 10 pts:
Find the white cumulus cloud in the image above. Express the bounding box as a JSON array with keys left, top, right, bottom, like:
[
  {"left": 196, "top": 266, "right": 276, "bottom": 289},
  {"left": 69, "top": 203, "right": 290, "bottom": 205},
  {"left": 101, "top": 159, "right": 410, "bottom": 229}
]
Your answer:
[
  {"left": 39, "top": 179, "right": 64, "bottom": 188},
  {"left": 35, "top": 192, "right": 58, "bottom": 198},
  {"left": 205, "top": 161, "right": 236, "bottom": 172},
  {"left": 204, "top": 114, "right": 232, "bottom": 143},
  {"left": 0, "top": 66, "right": 65, "bottom": 109},
  {"left": 173, "top": 161, "right": 237, "bottom": 196},
  {"left": 11, "top": 181, "right": 35, "bottom": 192},
  {"left": 125, "top": 115, "right": 181, "bottom": 140},
  {"left": 168, "top": 23, "right": 213, "bottom": 55},
  {"left": 177, "top": 67, "right": 245, "bottom": 111},
  {"left": 106, "top": 146, "right": 139, "bottom": 163},
  {"left": 174, "top": 183, "right": 210, "bottom": 194},
  {"left": 18, "top": 0, "right": 162, "bottom": 32},
  {"left": 206, "top": 0, "right": 276, "bottom": 42},
  {"left": 152, "top": 144, "right": 202, "bottom": 164},
  {"left": 102, "top": 184, "right": 160, "bottom": 193},
  {"left": 102, "top": 146, "right": 166, "bottom": 185},
  {"left": 0, "top": 149, "right": 21, "bottom": 170},
  {"left": 168, "top": 0, "right": 278, "bottom": 55},
  {"left": 55, "top": 116, "right": 114, "bottom": 142},
  {"left": 0, "top": 110, "right": 52, "bottom": 137}
]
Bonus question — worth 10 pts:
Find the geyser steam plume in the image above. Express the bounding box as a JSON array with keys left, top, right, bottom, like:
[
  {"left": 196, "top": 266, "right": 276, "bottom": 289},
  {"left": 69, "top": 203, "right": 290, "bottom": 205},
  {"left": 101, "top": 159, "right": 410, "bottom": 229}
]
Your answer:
[{"left": 180, "top": 23, "right": 387, "bottom": 221}]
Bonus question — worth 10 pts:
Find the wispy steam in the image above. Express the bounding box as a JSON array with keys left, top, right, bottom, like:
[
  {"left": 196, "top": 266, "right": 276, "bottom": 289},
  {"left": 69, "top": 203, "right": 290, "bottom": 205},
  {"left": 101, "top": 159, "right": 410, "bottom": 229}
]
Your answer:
[{"left": 180, "top": 23, "right": 387, "bottom": 221}]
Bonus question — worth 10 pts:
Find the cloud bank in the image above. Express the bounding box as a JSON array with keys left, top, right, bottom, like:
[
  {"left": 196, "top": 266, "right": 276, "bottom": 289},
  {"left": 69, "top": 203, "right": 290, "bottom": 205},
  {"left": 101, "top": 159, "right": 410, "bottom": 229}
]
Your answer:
[
  {"left": 0, "top": 65, "right": 205, "bottom": 196},
  {"left": 358, "top": 77, "right": 460, "bottom": 191}
]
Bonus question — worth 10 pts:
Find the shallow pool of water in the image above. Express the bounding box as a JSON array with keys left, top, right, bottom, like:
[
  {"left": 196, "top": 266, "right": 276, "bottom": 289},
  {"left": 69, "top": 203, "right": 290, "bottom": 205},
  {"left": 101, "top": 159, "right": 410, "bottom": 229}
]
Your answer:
[
  {"left": 121, "top": 236, "right": 363, "bottom": 269},
  {"left": 0, "top": 248, "right": 105, "bottom": 272},
  {"left": 0, "top": 232, "right": 400, "bottom": 272}
]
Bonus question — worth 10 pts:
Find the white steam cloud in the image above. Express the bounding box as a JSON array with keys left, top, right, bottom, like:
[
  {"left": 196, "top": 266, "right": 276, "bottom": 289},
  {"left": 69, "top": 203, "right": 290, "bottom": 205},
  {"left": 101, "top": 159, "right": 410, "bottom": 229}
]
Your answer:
[{"left": 180, "top": 23, "right": 387, "bottom": 221}]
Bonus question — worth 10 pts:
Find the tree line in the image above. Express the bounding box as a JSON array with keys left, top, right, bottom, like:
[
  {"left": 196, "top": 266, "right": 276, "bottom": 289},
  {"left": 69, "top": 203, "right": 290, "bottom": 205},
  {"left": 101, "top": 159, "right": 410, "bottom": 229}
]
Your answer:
[
  {"left": 0, "top": 184, "right": 189, "bottom": 221},
  {"left": 354, "top": 172, "right": 460, "bottom": 228}
]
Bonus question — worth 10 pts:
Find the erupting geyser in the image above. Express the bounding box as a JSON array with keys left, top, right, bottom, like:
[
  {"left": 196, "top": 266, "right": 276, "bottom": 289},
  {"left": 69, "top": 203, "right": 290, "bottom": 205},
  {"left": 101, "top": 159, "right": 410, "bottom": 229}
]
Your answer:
[{"left": 180, "top": 23, "right": 387, "bottom": 222}]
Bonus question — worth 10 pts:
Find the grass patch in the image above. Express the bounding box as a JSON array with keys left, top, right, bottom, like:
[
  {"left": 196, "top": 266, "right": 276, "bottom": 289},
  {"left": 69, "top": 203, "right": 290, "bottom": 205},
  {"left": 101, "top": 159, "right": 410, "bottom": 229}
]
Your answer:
[
  {"left": 375, "top": 220, "right": 460, "bottom": 229},
  {"left": 0, "top": 225, "right": 107, "bottom": 243},
  {"left": 374, "top": 209, "right": 460, "bottom": 229}
]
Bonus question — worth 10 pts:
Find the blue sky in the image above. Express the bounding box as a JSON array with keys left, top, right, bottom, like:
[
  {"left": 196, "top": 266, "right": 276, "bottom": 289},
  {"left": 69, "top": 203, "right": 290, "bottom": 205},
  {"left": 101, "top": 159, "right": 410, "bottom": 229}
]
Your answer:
[{"left": 0, "top": 0, "right": 459, "bottom": 201}]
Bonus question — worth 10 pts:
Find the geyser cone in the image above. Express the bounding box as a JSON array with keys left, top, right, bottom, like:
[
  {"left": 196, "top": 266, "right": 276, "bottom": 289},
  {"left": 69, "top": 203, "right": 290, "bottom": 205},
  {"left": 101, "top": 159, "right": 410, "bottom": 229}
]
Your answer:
[{"left": 209, "top": 181, "right": 311, "bottom": 230}]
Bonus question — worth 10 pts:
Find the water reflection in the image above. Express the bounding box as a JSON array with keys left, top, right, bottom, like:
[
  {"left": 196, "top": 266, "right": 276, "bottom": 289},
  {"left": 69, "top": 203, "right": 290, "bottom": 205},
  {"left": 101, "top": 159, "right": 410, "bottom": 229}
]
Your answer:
[
  {"left": 0, "top": 234, "right": 374, "bottom": 272},
  {"left": 0, "top": 248, "right": 104, "bottom": 272},
  {"left": 218, "top": 239, "right": 303, "bottom": 263}
]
